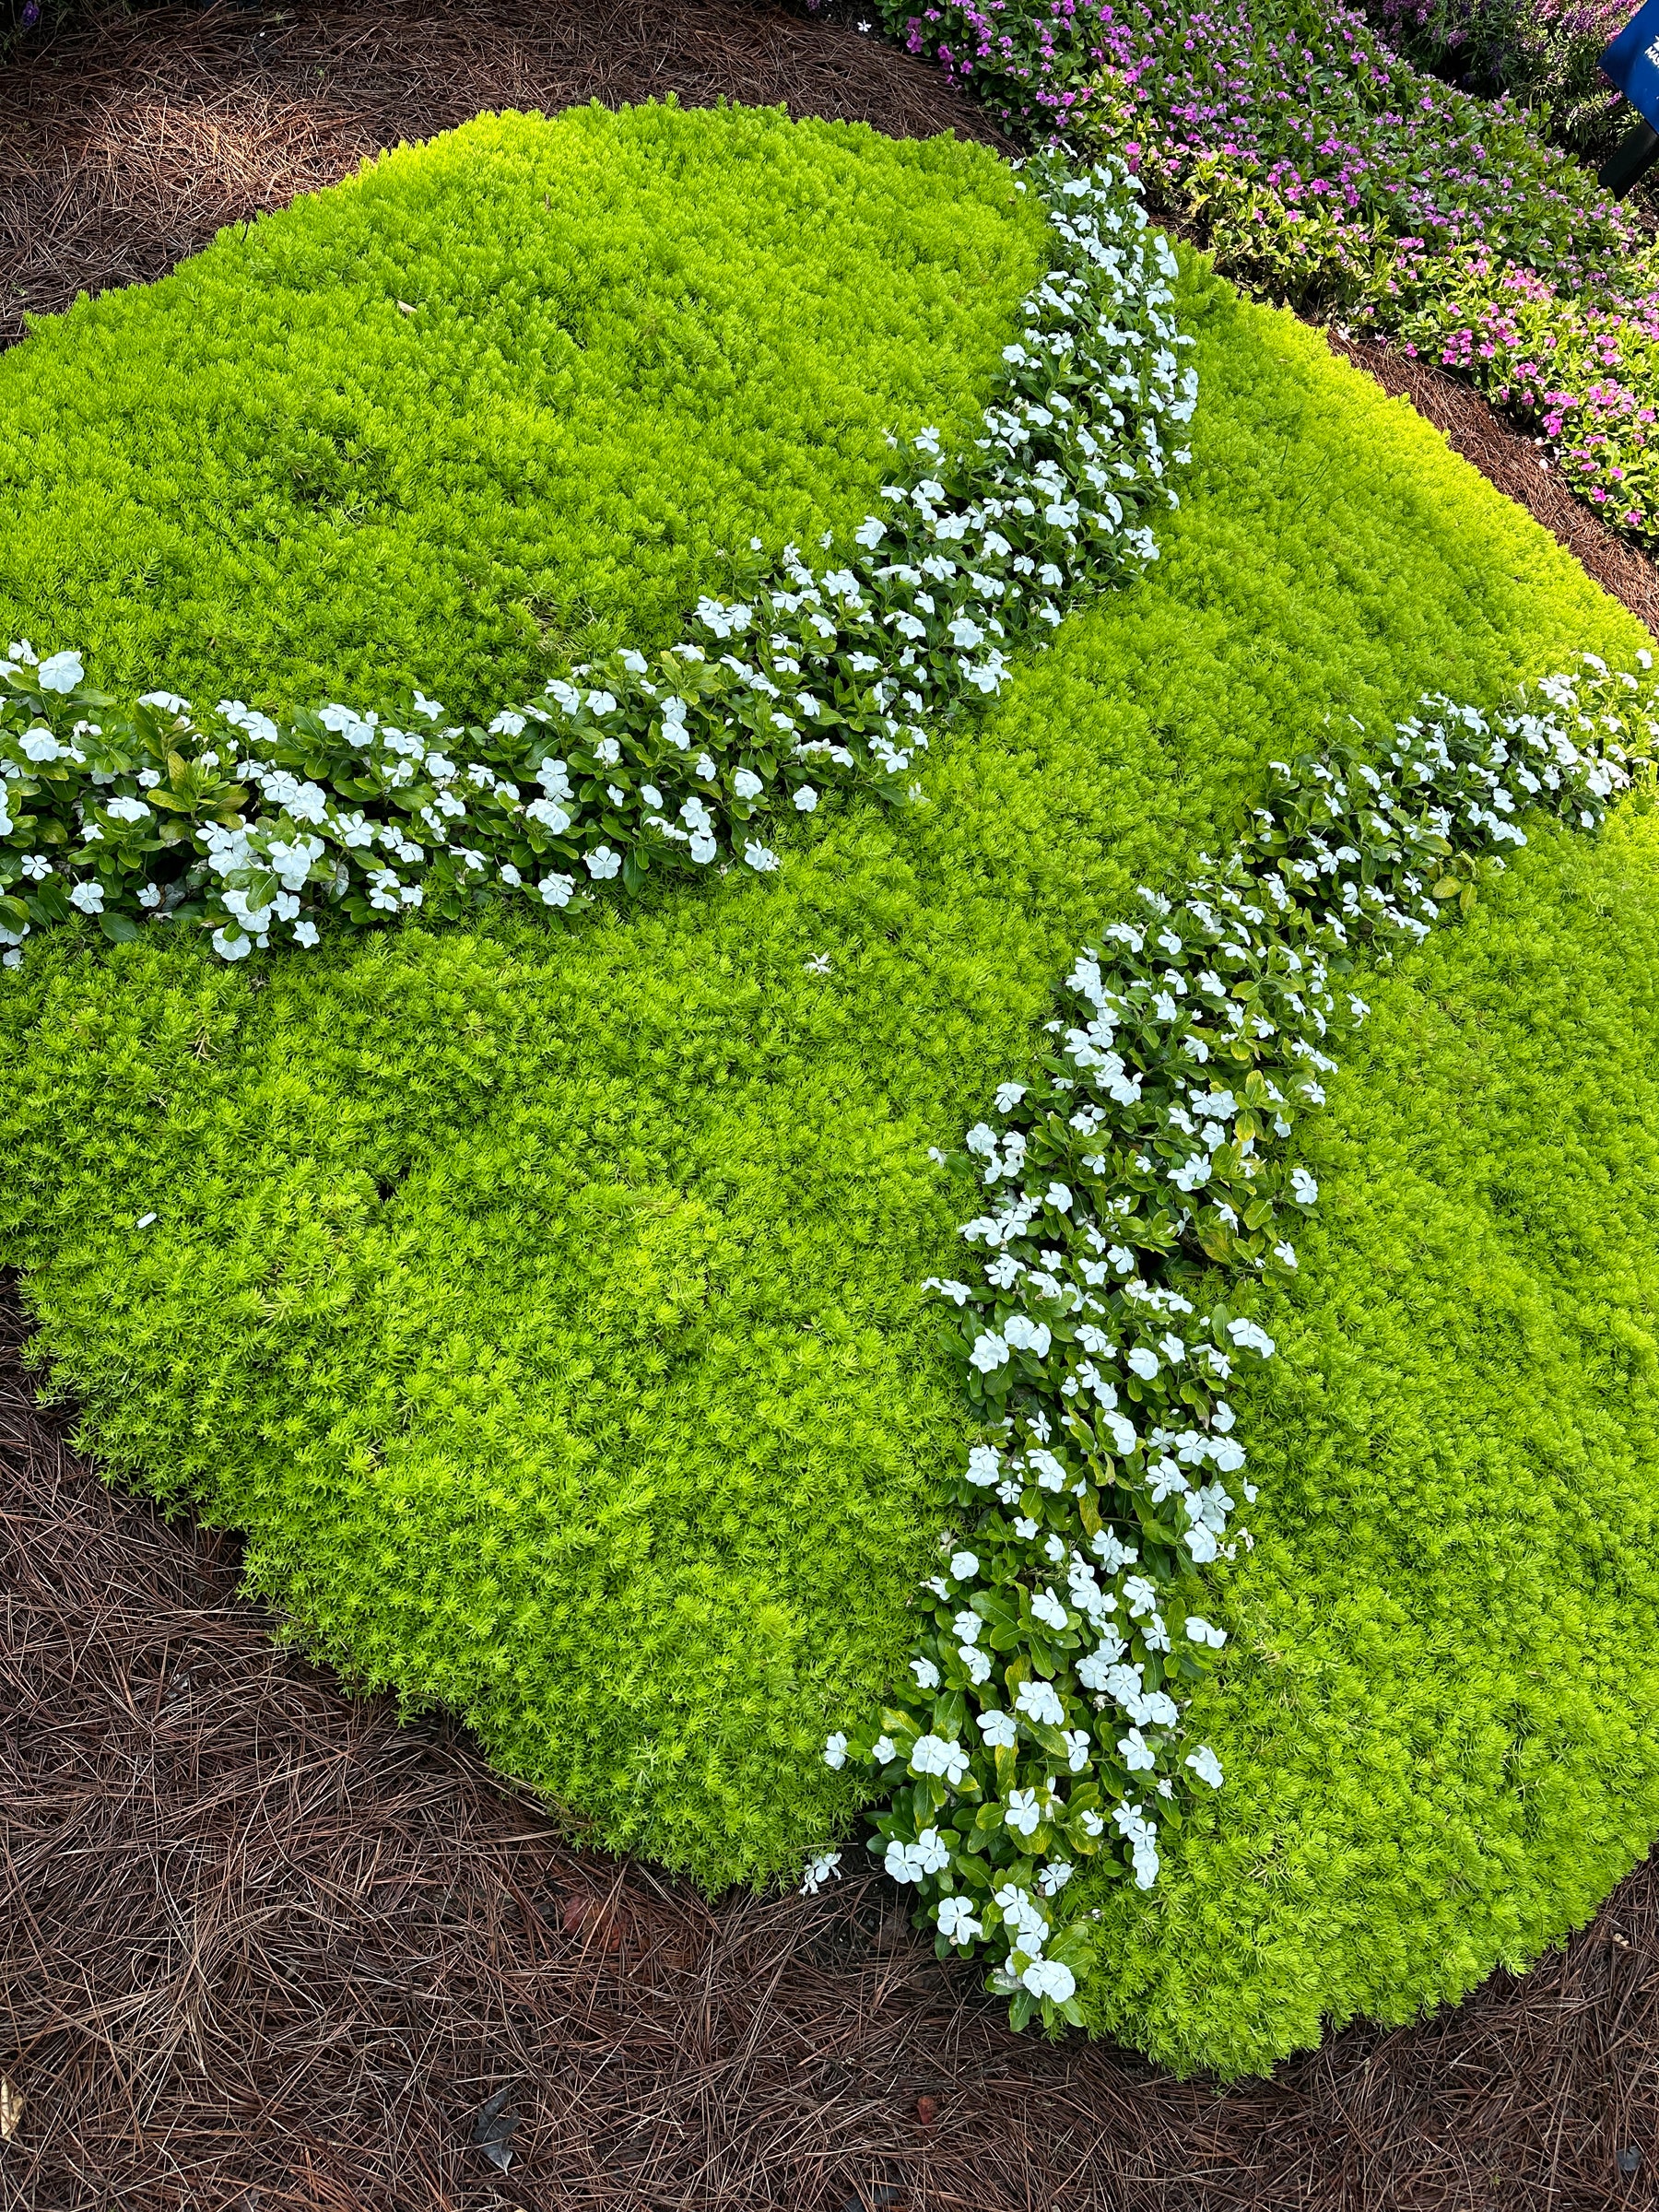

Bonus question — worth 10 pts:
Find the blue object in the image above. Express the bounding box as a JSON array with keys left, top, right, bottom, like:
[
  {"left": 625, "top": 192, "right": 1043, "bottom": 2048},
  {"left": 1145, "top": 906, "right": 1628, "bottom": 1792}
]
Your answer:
[{"left": 1603, "top": 0, "right": 1659, "bottom": 133}]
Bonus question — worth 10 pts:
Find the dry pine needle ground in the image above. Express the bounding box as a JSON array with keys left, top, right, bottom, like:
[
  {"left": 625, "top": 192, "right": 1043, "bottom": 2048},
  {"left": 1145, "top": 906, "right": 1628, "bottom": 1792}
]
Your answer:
[{"left": 4, "top": 3, "right": 1659, "bottom": 2204}]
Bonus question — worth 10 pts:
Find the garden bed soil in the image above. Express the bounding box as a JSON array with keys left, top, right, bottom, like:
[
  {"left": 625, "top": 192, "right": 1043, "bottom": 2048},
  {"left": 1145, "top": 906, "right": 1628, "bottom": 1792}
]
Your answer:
[{"left": 5, "top": 3, "right": 1659, "bottom": 2204}]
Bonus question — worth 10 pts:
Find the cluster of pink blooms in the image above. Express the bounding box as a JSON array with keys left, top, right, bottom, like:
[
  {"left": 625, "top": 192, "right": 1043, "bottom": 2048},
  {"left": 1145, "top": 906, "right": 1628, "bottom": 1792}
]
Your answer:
[
  {"left": 1364, "top": 0, "right": 1627, "bottom": 159},
  {"left": 879, "top": 0, "right": 1659, "bottom": 547}
]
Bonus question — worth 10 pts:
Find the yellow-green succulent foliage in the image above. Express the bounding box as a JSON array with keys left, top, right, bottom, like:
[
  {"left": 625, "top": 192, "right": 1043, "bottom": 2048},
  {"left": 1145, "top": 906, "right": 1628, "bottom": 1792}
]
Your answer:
[
  {"left": 1077, "top": 796, "right": 1659, "bottom": 2075},
  {"left": 0, "top": 101, "right": 1047, "bottom": 718},
  {"left": 1, "top": 99, "right": 1655, "bottom": 2075}
]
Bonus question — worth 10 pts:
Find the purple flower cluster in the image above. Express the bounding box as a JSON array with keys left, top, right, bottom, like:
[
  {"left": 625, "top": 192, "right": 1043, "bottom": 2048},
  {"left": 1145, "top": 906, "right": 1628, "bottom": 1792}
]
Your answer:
[
  {"left": 1406, "top": 261, "right": 1659, "bottom": 530},
  {"left": 1363, "top": 0, "right": 1626, "bottom": 156},
  {"left": 888, "top": 0, "right": 1633, "bottom": 288},
  {"left": 879, "top": 0, "right": 1659, "bottom": 547}
]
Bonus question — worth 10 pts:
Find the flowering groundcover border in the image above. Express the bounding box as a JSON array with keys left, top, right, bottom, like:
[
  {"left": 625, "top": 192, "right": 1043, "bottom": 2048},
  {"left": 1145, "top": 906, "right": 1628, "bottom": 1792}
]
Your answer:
[
  {"left": 812, "top": 647, "right": 1655, "bottom": 2030},
  {"left": 0, "top": 151, "right": 1191, "bottom": 971}
]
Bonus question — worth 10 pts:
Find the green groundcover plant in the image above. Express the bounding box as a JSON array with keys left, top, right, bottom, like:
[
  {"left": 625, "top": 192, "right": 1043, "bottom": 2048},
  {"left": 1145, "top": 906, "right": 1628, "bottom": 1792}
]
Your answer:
[
  {"left": 4, "top": 101, "right": 1659, "bottom": 2070},
  {"left": 0, "top": 100, "right": 1048, "bottom": 719}
]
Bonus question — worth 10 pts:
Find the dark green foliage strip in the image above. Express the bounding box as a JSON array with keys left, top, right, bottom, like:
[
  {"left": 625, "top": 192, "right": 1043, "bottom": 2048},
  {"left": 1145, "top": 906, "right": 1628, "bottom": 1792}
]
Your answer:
[
  {"left": 0, "top": 102, "right": 1045, "bottom": 721},
  {"left": 0, "top": 264, "right": 1638, "bottom": 1920}
]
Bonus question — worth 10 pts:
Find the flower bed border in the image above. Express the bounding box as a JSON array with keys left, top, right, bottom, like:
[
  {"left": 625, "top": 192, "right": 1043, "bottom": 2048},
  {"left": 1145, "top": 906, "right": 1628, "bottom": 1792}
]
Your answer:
[{"left": 0, "top": 152, "right": 1193, "bottom": 971}]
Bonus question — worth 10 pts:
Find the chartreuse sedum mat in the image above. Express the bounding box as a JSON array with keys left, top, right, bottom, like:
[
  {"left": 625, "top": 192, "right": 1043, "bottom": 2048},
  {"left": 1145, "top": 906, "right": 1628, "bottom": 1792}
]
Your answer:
[{"left": 1, "top": 98, "right": 1656, "bottom": 2077}]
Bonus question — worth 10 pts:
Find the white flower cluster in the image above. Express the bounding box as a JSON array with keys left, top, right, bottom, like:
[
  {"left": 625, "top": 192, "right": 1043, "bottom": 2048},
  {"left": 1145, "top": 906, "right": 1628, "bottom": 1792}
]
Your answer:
[
  {"left": 814, "top": 651, "right": 1658, "bottom": 2032},
  {"left": 0, "top": 153, "right": 1194, "bottom": 969}
]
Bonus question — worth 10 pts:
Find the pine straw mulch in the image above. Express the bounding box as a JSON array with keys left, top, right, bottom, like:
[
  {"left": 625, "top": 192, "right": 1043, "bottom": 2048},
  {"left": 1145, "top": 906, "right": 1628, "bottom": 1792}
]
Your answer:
[
  {"left": 0, "top": 0, "right": 1006, "bottom": 350},
  {"left": 6, "top": 4, "right": 1659, "bottom": 2206}
]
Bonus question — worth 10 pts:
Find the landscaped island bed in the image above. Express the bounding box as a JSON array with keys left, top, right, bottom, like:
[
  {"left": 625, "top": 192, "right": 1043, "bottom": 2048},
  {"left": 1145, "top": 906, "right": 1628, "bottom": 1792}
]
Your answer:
[{"left": 4, "top": 88, "right": 1659, "bottom": 2084}]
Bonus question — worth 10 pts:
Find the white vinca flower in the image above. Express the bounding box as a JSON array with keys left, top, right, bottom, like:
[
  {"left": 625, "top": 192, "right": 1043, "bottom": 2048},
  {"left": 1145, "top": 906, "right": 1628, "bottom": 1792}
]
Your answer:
[
  {"left": 1015, "top": 1679, "right": 1065, "bottom": 1729},
  {"left": 1030, "top": 1588, "right": 1068, "bottom": 1631},
  {"left": 936, "top": 1895, "right": 982, "bottom": 1946},
  {"left": 1023, "top": 1958, "right": 1077, "bottom": 2002},
  {"left": 911, "top": 1735, "right": 970, "bottom": 1787},
  {"left": 36, "top": 650, "right": 84, "bottom": 693},
  {"left": 1004, "top": 1315, "right": 1051, "bottom": 1358},
  {"left": 885, "top": 1830, "right": 950, "bottom": 1883},
  {"left": 1227, "top": 1318, "right": 1275, "bottom": 1358},
  {"left": 800, "top": 1852, "right": 841, "bottom": 1896},
  {"left": 1101, "top": 1411, "right": 1137, "bottom": 1455},
  {"left": 1028, "top": 1448, "right": 1066, "bottom": 1490},
  {"left": 1005, "top": 1789, "right": 1042, "bottom": 1838},
  {"left": 1119, "top": 1728, "right": 1156, "bottom": 1771}
]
